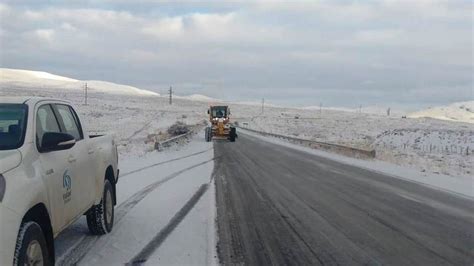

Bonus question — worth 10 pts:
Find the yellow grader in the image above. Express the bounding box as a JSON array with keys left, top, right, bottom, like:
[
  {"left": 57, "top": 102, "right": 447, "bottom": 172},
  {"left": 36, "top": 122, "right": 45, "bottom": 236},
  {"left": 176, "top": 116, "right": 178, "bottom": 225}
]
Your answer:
[{"left": 205, "top": 105, "right": 237, "bottom": 142}]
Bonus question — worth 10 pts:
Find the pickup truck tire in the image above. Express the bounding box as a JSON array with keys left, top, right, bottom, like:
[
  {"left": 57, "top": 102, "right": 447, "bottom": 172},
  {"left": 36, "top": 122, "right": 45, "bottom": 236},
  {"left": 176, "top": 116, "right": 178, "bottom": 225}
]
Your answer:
[
  {"left": 13, "top": 221, "right": 51, "bottom": 266},
  {"left": 86, "top": 180, "right": 114, "bottom": 235}
]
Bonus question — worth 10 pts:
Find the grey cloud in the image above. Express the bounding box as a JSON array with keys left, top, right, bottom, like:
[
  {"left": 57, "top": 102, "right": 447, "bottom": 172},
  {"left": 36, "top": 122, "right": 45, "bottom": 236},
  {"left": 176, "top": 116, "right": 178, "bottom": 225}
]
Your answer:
[{"left": 0, "top": 1, "right": 472, "bottom": 108}]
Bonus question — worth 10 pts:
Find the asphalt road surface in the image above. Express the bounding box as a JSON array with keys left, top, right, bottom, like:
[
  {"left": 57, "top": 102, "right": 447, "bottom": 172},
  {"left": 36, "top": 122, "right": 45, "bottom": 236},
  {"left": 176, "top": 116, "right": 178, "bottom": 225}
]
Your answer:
[{"left": 214, "top": 133, "right": 474, "bottom": 265}]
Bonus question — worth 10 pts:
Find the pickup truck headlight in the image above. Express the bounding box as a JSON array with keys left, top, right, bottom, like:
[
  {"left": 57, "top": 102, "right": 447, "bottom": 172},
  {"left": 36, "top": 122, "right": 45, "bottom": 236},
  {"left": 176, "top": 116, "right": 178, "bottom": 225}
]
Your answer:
[{"left": 0, "top": 174, "right": 5, "bottom": 202}]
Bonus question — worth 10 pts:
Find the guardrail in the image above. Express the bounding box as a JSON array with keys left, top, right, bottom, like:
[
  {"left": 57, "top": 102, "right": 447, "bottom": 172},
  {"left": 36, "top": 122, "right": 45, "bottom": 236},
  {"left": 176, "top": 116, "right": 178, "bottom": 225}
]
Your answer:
[
  {"left": 238, "top": 127, "right": 376, "bottom": 159},
  {"left": 154, "top": 124, "right": 204, "bottom": 151}
]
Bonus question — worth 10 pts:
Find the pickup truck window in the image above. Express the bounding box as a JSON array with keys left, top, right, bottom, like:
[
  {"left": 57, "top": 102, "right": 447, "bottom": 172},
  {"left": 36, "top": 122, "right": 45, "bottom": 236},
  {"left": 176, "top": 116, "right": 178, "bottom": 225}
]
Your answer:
[
  {"left": 0, "top": 104, "right": 28, "bottom": 150},
  {"left": 55, "top": 104, "right": 83, "bottom": 140},
  {"left": 36, "top": 104, "right": 61, "bottom": 149}
]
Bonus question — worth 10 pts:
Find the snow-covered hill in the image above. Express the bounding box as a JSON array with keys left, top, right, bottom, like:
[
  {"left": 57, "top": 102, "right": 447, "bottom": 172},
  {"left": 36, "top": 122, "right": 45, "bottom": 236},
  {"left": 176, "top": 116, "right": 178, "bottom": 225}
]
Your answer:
[
  {"left": 301, "top": 105, "right": 407, "bottom": 116},
  {"left": 0, "top": 68, "right": 159, "bottom": 96},
  {"left": 408, "top": 101, "right": 474, "bottom": 124},
  {"left": 235, "top": 101, "right": 279, "bottom": 108},
  {"left": 301, "top": 106, "right": 354, "bottom": 112},
  {"left": 176, "top": 94, "right": 221, "bottom": 103},
  {"left": 82, "top": 80, "right": 159, "bottom": 96},
  {"left": 1, "top": 68, "right": 79, "bottom": 82}
]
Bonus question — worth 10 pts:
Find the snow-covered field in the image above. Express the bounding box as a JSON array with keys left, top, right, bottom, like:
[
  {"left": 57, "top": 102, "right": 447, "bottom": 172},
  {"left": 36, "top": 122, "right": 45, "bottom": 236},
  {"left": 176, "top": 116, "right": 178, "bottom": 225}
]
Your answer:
[
  {"left": 231, "top": 102, "right": 473, "bottom": 179},
  {"left": 1, "top": 67, "right": 472, "bottom": 179}
]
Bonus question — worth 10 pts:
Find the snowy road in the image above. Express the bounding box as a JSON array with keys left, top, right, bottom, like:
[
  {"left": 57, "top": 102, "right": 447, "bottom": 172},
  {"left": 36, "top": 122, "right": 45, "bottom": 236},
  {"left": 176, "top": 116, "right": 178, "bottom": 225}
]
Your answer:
[
  {"left": 54, "top": 134, "right": 217, "bottom": 265},
  {"left": 215, "top": 132, "right": 474, "bottom": 265},
  {"left": 51, "top": 130, "right": 473, "bottom": 265}
]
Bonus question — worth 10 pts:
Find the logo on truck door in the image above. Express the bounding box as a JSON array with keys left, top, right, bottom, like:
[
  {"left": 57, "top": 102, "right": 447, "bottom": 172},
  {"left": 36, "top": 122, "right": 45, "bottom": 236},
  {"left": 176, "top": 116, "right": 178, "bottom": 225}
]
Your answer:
[{"left": 63, "top": 170, "right": 72, "bottom": 203}]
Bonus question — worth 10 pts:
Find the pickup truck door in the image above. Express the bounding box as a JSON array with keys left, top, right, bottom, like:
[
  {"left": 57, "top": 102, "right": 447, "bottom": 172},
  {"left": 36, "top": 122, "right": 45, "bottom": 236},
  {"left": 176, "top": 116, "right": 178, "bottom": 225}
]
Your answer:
[
  {"left": 53, "top": 104, "right": 96, "bottom": 222},
  {"left": 35, "top": 104, "right": 70, "bottom": 232}
]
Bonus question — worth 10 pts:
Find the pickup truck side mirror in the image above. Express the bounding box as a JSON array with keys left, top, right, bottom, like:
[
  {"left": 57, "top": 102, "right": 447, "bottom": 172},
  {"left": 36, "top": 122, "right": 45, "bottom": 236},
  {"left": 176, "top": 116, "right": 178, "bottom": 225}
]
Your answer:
[
  {"left": 40, "top": 132, "right": 76, "bottom": 152},
  {"left": 207, "top": 110, "right": 210, "bottom": 114}
]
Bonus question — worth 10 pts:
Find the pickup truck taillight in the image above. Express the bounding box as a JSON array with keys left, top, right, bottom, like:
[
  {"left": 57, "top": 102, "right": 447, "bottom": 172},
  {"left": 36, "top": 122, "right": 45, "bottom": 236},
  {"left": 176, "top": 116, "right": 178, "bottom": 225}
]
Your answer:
[{"left": 0, "top": 174, "right": 5, "bottom": 202}]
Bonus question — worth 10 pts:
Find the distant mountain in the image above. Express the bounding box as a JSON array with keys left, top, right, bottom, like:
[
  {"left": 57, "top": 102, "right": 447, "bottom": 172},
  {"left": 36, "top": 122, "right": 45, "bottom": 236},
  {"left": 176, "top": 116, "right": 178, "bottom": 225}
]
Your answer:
[
  {"left": 301, "top": 105, "right": 406, "bottom": 116},
  {"left": 408, "top": 101, "right": 474, "bottom": 124},
  {"left": 301, "top": 106, "right": 354, "bottom": 112},
  {"left": 176, "top": 94, "right": 221, "bottom": 102},
  {"left": 0, "top": 68, "right": 159, "bottom": 96},
  {"left": 234, "top": 101, "right": 279, "bottom": 108}
]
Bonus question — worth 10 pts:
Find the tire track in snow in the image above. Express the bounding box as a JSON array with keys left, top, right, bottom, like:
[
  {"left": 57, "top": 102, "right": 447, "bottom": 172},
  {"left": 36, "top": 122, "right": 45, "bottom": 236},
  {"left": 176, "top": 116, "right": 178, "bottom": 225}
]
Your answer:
[
  {"left": 56, "top": 158, "right": 215, "bottom": 266},
  {"left": 120, "top": 147, "right": 213, "bottom": 178},
  {"left": 124, "top": 120, "right": 153, "bottom": 141},
  {"left": 114, "top": 158, "right": 214, "bottom": 222},
  {"left": 128, "top": 183, "right": 211, "bottom": 265}
]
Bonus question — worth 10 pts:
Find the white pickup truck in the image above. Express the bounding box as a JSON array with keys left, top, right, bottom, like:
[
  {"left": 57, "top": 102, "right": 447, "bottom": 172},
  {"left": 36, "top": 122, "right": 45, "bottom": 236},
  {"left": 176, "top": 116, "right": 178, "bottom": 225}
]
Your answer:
[{"left": 0, "top": 97, "right": 119, "bottom": 265}]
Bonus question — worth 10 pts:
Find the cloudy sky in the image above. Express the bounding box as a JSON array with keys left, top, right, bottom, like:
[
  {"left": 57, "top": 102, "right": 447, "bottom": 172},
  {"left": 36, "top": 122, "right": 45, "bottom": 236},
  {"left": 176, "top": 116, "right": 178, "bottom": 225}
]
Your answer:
[{"left": 0, "top": 1, "right": 472, "bottom": 109}]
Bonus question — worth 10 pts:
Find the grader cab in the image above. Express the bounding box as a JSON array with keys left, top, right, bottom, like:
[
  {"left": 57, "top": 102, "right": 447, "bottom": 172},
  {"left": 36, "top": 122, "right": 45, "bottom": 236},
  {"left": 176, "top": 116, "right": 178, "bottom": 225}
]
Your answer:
[{"left": 205, "top": 105, "right": 237, "bottom": 142}]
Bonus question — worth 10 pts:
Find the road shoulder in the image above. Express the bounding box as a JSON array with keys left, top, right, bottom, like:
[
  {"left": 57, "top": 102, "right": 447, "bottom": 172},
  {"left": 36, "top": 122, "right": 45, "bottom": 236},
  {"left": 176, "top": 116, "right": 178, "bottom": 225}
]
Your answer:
[{"left": 239, "top": 128, "right": 474, "bottom": 199}]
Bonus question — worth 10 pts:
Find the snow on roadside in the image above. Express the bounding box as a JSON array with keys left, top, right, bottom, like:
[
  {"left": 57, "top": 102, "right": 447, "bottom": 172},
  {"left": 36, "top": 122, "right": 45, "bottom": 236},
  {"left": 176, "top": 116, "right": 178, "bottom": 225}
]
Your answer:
[
  {"left": 240, "top": 129, "right": 474, "bottom": 199},
  {"left": 55, "top": 134, "right": 216, "bottom": 265},
  {"left": 145, "top": 180, "right": 218, "bottom": 266},
  {"left": 80, "top": 161, "right": 213, "bottom": 265},
  {"left": 232, "top": 103, "right": 473, "bottom": 179}
]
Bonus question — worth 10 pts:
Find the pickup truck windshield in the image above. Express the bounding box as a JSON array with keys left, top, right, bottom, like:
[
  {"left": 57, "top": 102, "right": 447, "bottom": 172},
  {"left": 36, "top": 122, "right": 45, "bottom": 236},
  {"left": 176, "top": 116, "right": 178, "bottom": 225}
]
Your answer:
[{"left": 0, "top": 104, "right": 28, "bottom": 150}]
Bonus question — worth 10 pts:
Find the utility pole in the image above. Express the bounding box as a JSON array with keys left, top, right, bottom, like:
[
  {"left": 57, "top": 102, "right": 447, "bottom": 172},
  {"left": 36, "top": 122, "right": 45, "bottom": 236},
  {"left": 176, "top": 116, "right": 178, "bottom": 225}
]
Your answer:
[
  {"left": 169, "top": 86, "right": 173, "bottom": 105},
  {"left": 261, "top": 98, "right": 265, "bottom": 114},
  {"left": 84, "top": 82, "right": 88, "bottom": 105},
  {"left": 359, "top": 104, "right": 362, "bottom": 114},
  {"left": 319, "top": 102, "right": 322, "bottom": 115}
]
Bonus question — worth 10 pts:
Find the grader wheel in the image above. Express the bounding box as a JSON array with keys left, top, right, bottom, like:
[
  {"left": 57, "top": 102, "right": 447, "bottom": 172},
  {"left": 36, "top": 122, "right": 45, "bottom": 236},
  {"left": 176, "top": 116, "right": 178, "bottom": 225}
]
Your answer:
[
  {"left": 205, "top": 127, "right": 212, "bottom": 142},
  {"left": 229, "top": 127, "right": 237, "bottom": 142}
]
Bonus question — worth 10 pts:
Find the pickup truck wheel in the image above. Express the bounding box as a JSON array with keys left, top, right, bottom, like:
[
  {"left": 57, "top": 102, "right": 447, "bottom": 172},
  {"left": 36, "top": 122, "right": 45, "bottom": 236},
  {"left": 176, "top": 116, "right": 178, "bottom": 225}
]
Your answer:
[
  {"left": 87, "top": 180, "right": 114, "bottom": 235},
  {"left": 13, "top": 221, "right": 51, "bottom": 266}
]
